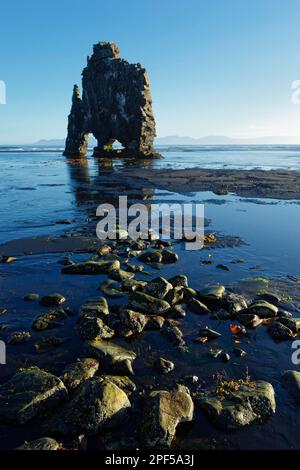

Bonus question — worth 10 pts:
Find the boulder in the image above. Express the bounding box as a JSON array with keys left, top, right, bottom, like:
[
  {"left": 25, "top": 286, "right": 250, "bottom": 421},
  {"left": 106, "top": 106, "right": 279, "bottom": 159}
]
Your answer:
[
  {"left": 18, "top": 437, "right": 61, "bottom": 450},
  {"left": 138, "top": 251, "right": 163, "bottom": 263},
  {"left": 277, "top": 317, "right": 300, "bottom": 333},
  {"left": 99, "top": 375, "right": 136, "bottom": 394},
  {"left": 77, "top": 315, "right": 114, "bottom": 341},
  {"left": 198, "top": 285, "right": 225, "bottom": 301},
  {"left": 128, "top": 292, "right": 170, "bottom": 315},
  {"left": 199, "top": 380, "right": 275, "bottom": 430},
  {"left": 62, "top": 260, "right": 120, "bottom": 275},
  {"left": 188, "top": 298, "right": 210, "bottom": 315},
  {"left": 46, "top": 378, "right": 130, "bottom": 435},
  {"left": 168, "top": 275, "right": 188, "bottom": 288},
  {"left": 79, "top": 297, "right": 109, "bottom": 316},
  {"left": 160, "top": 249, "right": 178, "bottom": 264},
  {"left": 165, "top": 287, "right": 184, "bottom": 305},
  {"left": 145, "top": 315, "right": 165, "bottom": 330},
  {"left": 141, "top": 385, "right": 194, "bottom": 448},
  {"left": 110, "top": 269, "right": 135, "bottom": 282},
  {"left": 144, "top": 277, "right": 173, "bottom": 299},
  {"left": 121, "top": 278, "right": 147, "bottom": 292},
  {"left": 246, "top": 301, "right": 278, "bottom": 318},
  {"left": 118, "top": 309, "right": 148, "bottom": 336},
  {"left": 39, "top": 293, "right": 66, "bottom": 307},
  {"left": 154, "top": 357, "right": 174, "bottom": 375},
  {"left": 8, "top": 330, "right": 31, "bottom": 345},
  {"left": 223, "top": 293, "right": 248, "bottom": 314},
  {"left": 0, "top": 368, "right": 67, "bottom": 425},
  {"left": 268, "top": 321, "right": 294, "bottom": 340},
  {"left": 60, "top": 358, "right": 99, "bottom": 390},
  {"left": 282, "top": 370, "right": 300, "bottom": 403},
  {"left": 162, "top": 325, "right": 185, "bottom": 347},
  {"left": 32, "top": 308, "right": 68, "bottom": 331},
  {"left": 85, "top": 339, "right": 136, "bottom": 375}
]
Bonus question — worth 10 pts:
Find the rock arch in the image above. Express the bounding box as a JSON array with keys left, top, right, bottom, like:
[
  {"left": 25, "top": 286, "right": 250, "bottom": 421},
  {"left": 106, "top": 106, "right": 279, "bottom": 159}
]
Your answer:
[{"left": 63, "top": 42, "right": 160, "bottom": 159}]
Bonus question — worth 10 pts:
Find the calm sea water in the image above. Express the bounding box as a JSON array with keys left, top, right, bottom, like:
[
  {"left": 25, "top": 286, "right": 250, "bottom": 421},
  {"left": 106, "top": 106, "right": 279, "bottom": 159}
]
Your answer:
[{"left": 0, "top": 145, "right": 299, "bottom": 276}]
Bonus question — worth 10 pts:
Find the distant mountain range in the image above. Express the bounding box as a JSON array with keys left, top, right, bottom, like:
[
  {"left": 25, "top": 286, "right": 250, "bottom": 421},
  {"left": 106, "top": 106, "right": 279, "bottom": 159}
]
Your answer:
[{"left": 33, "top": 135, "right": 300, "bottom": 146}]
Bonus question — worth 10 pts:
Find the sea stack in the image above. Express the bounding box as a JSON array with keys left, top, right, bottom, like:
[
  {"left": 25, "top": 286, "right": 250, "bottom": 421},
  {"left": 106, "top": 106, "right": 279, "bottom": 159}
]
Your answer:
[{"left": 63, "top": 42, "right": 160, "bottom": 159}]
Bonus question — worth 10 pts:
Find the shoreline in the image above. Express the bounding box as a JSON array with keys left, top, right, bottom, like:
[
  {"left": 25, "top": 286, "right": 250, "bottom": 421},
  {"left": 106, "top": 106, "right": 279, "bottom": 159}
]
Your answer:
[{"left": 110, "top": 167, "right": 300, "bottom": 200}]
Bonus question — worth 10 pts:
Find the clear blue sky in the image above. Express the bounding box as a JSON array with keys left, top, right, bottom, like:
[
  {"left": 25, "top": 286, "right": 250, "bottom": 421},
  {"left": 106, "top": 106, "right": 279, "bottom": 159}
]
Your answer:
[{"left": 1, "top": 0, "right": 300, "bottom": 143}]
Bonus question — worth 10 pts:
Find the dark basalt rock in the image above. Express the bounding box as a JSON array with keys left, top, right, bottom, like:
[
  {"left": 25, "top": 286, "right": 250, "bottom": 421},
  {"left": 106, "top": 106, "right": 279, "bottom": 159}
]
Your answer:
[{"left": 63, "top": 42, "right": 160, "bottom": 159}]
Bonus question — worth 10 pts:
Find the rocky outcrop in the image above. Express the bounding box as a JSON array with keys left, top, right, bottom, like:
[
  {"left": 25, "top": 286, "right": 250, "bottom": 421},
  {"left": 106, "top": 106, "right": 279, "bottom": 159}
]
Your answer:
[{"left": 63, "top": 42, "right": 160, "bottom": 159}]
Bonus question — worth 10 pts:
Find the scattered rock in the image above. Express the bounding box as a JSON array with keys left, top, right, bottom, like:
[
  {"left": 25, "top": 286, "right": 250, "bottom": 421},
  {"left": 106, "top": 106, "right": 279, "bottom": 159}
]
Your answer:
[
  {"left": 255, "top": 292, "right": 281, "bottom": 305},
  {"left": 125, "top": 262, "right": 144, "bottom": 273},
  {"left": 234, "top": 312, "right": 263, "bottom": 328},
  {"left": 168, "top": 275, "right": 188, "bottom": 288},
  {"left": 188, "top": 298, "right": 210, "bottom": 315},
  {"left": 46, "top": 378, "right": 130, "bottom": 436},
  {"left": 198, "top": 285, "right": 225, "bottom": 301},
  {"left": 162, "top": 325, "right": 185, "bottom": 347},
  {"left": 18, "top": 437, "right": 61, "bottom": 450},
  {"left": 8, "top": 331, "right": 31, "bottom": 345},
  {"left": 216, "top": 264, "right": 229, "bottom": 271},
  {"left": 99, "top": 375, "right": 136, "bottom": 394},
  {"left": 233, "top": 347, "right": 247, "bottom": 357},
  {"left": 23, "top": 293, "right": 39, "bottom": 302},
  {"left": 121, "top": 278, "right": 147, "bottom": 292},
  {"left": 165, "top": 287, "right": 184, "bottom": 305},
  {"left": 85, "top": 339, "right": 136, "bottom": 375},
  {"left": 210, "top": 309, "right": 230, "bottom": 320},
  {"left": 61, "top": 358, "right": 99, "bottom": 390},
  {"left": 282, "top": 370, "right": 300, "bottom": 403},
  {"left": 223, "top": 293, "right": 248, "bottom": 314},
  {"left": 97, "top": 244, "right": 112, "bottom": 257},
  {"left": 277, "top": 317, "right": 300, "bottom": 333},
  {"left": 79, "top": 297, "right": 109, "bottom": 316},
  {"left": 138, "top": 251, "right": 162, "bottom": 263},
  {"left": 268, "top": 321, "right": 294, "bottom": 340},
  {"left": 118, "top": 309, "right": 148, "bottom": 336},
  {"left": 39, "top": 293, "right": 66, "bottom": 307},
  {"left": 0, "top": 368, "right": 67, "bottom": 425},
  {"left": 56, "top": 219, "right": 72, "bottom": 225},
  {"left": 145, "top": 315, "right": 165, "bottom": 330},
  {"left": 246, "top": 301, "right": 278, "bottom": 318},
  {"left": 184, "top": 375, "right": 199, "bottom": 385},
  {"left": 110, "top": 269, "right": 135, "bottom": 282},
  {"left": 277, "top": 309, "right": 293, "bottom": 318},
  {"left": 1, "top": 256, "right": 16, "bottom": 264},
  {"left": 77, "top": 310, "right": 114, "bottom": 341},
  {"left": 32, "top": 308, "right": 68, "bottom": 331},
  {"left": 161, "top": 249, "right": 178, "bottom": 264},
  {"left": 62, "top": 260, "right": 120, "bottom": 274},
  {"left": 154, "top": 357, "right": 175, "bottom": 375},
  {"left": 183, "top": 287, "right": 198, "bottom": 302},
  {"left": 171, "top": 304, "right": 186, "bottom": 318},
  {"left": 141, "top": 385, "right": 194, "bottom": 448},
  {"left": 198, "top": 327, "right": 221, "bottom": 341},
  {"left": 144, "top": 277, "right": 173, "bottom": 299},
  {"left": 199, "top": 380, "right": 276, "bottom": 430},
  {"left": 221, "top": 352, "right": 231, "bottom": 362},
  {"left": 129, "top": 292, "right": 171, "bottom": 315},
  {"left": 34, "top": 336, "right": 69, "bottom": 352},
  {"left": 99, "top": 279, "right": 124, "bottom": 298}
]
